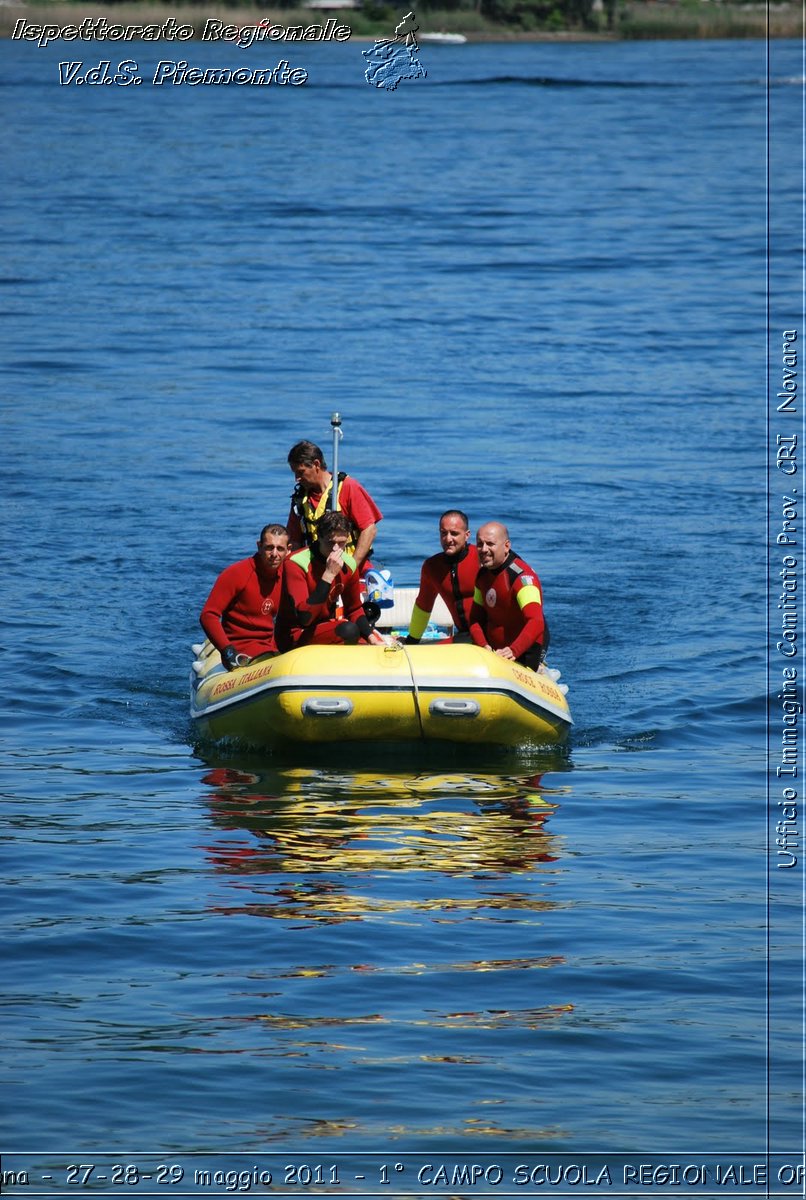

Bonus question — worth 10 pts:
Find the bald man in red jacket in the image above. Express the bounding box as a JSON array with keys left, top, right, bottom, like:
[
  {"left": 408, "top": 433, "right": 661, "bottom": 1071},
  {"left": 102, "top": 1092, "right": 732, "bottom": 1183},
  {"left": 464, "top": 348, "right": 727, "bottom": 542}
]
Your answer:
[{"left": 468, "top": 522, "right": 548, "bottom": 670}]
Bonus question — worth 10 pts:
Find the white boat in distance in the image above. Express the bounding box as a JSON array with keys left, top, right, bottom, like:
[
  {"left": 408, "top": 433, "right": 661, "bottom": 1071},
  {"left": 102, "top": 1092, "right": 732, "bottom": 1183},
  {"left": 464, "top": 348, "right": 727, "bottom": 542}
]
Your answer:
[{"left": 419, "top": 31, "right": 468, "bottom": 43}]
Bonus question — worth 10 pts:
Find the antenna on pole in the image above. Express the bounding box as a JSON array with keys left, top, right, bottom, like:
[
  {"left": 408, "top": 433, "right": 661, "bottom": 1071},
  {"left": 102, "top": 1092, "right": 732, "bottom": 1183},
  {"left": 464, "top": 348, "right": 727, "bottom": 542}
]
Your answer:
[{"left": 330, "top": 412, "right": 343, "bottom": 511}]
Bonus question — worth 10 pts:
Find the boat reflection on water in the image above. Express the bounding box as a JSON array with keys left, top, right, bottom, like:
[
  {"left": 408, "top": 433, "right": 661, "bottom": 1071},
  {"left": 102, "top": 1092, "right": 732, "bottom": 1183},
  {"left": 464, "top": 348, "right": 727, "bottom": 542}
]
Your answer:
[
  {"left": 193, "top": 750, "right": 576, "bottom": 1140},
  {"left": 197, "top": 748, "right": 572, "bottom": 920}
]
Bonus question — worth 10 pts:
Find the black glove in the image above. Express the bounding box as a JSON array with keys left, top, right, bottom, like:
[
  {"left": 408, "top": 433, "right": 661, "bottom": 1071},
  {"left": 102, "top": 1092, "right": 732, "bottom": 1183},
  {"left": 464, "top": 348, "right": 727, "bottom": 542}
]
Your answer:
[
  {"left": 355, "top": 614, "right": 373, "bottom": 642},
  {"left": 362, "top": 600, "right": 381, "bottom": 627},
  {"left": 404, "top": 635, "right": 420, "bottom": 645},
  {"left": 221, "top": 646, "right": 240, "bottom": 671}
]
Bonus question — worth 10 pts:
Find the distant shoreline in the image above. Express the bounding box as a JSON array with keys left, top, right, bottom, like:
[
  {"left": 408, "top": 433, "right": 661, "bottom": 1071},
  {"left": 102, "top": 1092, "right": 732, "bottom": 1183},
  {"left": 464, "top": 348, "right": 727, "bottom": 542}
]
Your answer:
[{"left": 0, "top": 0, "right": 800, "bottom": 40}]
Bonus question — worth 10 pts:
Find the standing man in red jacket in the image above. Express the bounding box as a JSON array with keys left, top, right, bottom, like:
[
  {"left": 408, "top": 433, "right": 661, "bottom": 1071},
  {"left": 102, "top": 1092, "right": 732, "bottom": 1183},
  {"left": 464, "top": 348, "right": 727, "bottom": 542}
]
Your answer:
[
  {"left": 200, "top": 524, "right": 290, "bottom": 669},
  {"left": 469, "top": 522, "right": 549, "bottom": 670},
  {"left": 405, "top": 509, "right": 479, "bottom": 643},
  {"left": 277, "top": 510, "right": 385, "bottom": 650},
  {"left": 286, "top": 439, "right": 382, "bottom": 574}
]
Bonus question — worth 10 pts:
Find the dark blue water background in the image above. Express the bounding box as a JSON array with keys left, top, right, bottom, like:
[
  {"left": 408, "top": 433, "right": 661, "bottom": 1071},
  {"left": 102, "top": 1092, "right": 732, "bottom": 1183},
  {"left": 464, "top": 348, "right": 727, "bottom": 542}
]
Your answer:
[{"left": 1, "top": 31, "right": 801, "bottom": 1173}]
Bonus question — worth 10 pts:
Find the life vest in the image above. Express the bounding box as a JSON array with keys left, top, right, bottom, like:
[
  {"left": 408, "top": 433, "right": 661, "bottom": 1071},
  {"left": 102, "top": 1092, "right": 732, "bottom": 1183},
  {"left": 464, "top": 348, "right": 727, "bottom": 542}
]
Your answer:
[
  {"left": 290, "top": 471, "right": 358, "bottom": 554},
  {"left": 447, "top": 546, "right": 473, "bottom": 633}
]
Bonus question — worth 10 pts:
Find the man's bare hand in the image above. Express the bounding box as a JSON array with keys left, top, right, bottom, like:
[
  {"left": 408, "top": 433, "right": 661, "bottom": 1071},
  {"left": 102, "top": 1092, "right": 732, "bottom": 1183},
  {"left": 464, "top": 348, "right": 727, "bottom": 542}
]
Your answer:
[{"left": 323, "top": 546, "right": 344, "bottom": 582}]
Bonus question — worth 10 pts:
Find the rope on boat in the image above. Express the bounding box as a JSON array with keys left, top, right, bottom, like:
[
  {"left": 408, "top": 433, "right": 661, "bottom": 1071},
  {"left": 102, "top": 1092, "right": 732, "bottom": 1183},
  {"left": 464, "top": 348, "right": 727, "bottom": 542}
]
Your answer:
[{"left": 397, "top": 643, "right": 426, "bottom": 740}]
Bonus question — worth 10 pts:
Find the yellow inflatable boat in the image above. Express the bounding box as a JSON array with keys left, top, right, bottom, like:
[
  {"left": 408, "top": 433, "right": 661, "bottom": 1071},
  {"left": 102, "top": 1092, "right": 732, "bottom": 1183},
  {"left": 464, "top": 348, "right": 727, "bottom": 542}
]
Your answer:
[{"left": 190, "top": 590, "right": 571, "bottom": 748}]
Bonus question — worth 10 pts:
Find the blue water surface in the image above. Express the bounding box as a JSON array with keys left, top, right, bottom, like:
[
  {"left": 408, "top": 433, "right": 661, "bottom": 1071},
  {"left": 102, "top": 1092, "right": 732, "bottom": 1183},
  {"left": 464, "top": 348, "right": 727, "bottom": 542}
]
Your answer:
[{"left": 0, "top": 30, "right": 802, "bottom": 1184}]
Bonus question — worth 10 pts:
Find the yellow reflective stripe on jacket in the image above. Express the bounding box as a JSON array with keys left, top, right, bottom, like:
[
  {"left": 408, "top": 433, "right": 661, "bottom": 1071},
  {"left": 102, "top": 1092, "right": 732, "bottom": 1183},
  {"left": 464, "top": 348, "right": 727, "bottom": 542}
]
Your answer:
[
  {"left": 473, "top": 586, "right": 484, "bottom": 606},
  {"left": 408, "top": 602, "right": 430, "bottom": 640},
  {"left": 290, "top": 547, "right": 357, "bottom": 574},
  {"left": 516, "top": 583, "right": 542, "bottom": 609}
]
